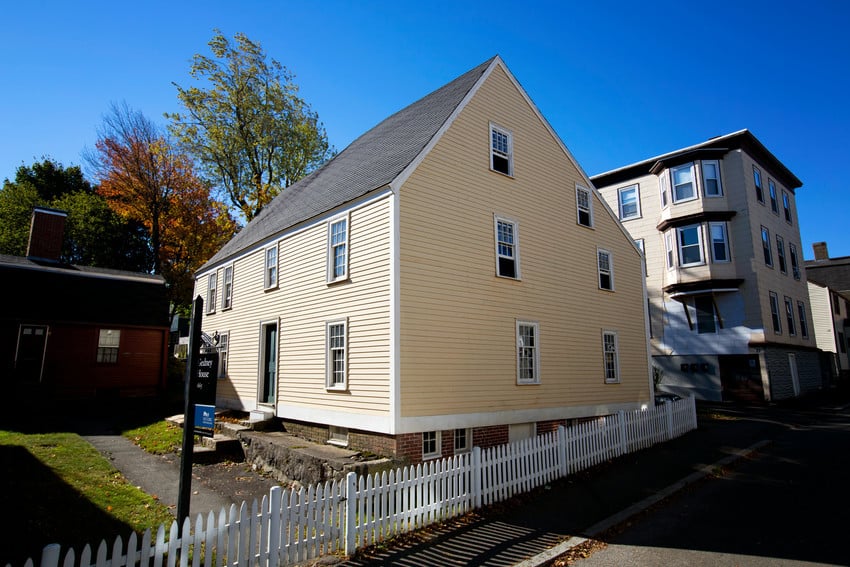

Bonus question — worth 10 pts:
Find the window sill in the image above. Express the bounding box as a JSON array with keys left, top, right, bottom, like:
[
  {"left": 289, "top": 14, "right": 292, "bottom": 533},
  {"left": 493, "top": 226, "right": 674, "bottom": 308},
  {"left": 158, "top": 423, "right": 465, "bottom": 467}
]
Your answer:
[
  {"left": 326, "top": 385, "right": 348, "bottom": 392},
  {"left": 489, "top": 168, "right": 514, "bottom": 179},
  {"left": 263, "top": 285, "right": 279, "bottom": 292},
  {"left": 604, "top": 379, "right": 621, "bottom": 385},
  {"left": 326, "top": 276, "right": 349, "bottom": 286},
  {"left": 516, "top": 380, "right": 540, "bottom": 386}
]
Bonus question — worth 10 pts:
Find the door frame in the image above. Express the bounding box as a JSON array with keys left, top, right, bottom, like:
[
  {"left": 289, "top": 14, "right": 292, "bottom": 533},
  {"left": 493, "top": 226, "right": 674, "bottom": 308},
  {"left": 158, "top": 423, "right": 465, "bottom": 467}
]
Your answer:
[
  {"left": 257, "top": 319, "right": 279, "bottom": 409},
  {"left": 14, "top": 324, "right": 49, "bottom": 382}
]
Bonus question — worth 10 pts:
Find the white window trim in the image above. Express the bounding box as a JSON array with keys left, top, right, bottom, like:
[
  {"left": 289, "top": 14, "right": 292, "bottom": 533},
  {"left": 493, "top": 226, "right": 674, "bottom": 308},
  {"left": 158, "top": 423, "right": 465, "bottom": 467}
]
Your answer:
[
  {"left": 325, "top": 318, "right": 348, "bottom": 391},
  {"left": 597, "top": 247, "right": 614, "bottom": 291},
  {"left": 327, "top": 214, "right": 350, "bottom": 284},
  {"left": 602, "top": 330, "right": 620, "bottom": 384},
  {"left": 709, "top": 222, "right": 730, "bottom": 263},
  {"left": 665, "top": 231, "right": 675, "bottom": 270},
  {"left": 217, "top": 332, "right": 229, "bottom": 379},
  {"left": 222, "top": 264, "right": 234, "bottom": 310},
  {"left": 422, "top": 431, "right": 442, "bottom": 460},
  {"left": 701, "top": 160, "right": 723, "bottom": 197},
  {"left": 264, "top": 245, "right": 278, "bottom": 290},
  {"left": 659, "top": 170, "right": 670, "bottom": 209},
  {"left": 677, "top": 224, "right": 705, "bottom": 267},
  {"left": 516, "top": 320, "right": 540, "bottom": 385},
  {"left": 206, "top": 273, "right": 217, "bottom": 314},
  {"left": 494, "top": 215, "right": 521, "bottom": 279},
  {"left": 671, "top": 163, "right": 697, "bottom": 204},
  {"left": 454, "top": 428, "right": 471, "bottom": 454},
  {"left": 617, "top": 184, "right": 641, "bottom": 220},
  {"left": 489, "top": 123, "right": 513, "bottom": 177},
  {"left": 576, "top": 184, "right": 594, "bottom": 228}
]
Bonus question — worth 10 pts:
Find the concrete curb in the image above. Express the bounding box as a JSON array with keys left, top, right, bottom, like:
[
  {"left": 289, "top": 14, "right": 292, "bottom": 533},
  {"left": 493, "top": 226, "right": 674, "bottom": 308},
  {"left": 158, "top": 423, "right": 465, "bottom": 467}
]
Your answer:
[{"left": 514, "top": 439, "right": 771, "bottom": 567}]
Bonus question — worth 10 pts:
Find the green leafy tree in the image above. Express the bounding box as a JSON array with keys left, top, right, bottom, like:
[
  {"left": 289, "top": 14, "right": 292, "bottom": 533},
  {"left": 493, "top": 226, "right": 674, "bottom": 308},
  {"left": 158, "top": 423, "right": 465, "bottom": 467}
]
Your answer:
[
  {"left": 0, "top": 159, "right": 150, "bottom": 270},
  {"left": 167, "top": 30, "right": 333, "bottom": 221}
]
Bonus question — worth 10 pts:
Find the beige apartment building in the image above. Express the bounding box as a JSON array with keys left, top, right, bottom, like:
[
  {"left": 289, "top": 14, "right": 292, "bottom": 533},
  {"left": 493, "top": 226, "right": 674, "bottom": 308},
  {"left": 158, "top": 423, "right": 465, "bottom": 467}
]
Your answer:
[
  {"left": 594, "top": 130, "right": 823, "bottom": 401},
  {"left": 194, "top": 57, "right": 652, "bottom": 463}
]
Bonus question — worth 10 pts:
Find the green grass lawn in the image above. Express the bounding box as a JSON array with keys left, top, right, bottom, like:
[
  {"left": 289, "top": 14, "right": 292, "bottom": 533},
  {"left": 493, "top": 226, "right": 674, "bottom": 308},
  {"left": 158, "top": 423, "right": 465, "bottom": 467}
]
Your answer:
[
  {"left": 122, "top": 419, "right": 186, "bottom": 454},
  {"left": 0, "top": 430, "right": 175, "bottom": 566}
]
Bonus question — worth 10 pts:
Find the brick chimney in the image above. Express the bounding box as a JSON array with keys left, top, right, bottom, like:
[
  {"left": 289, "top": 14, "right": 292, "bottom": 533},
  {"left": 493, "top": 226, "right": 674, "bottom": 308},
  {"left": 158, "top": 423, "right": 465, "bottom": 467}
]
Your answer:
[
  {"left": 26, "top": 207, "right": 68, "bottom": 262},
  {"left": 812, "top": 242, "right": 829, "bottom": 261}
]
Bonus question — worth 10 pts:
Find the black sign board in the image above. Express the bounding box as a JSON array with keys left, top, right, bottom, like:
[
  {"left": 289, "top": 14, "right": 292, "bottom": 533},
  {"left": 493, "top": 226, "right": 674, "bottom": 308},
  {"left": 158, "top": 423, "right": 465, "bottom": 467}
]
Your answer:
[{"left": 195, "top": 352, "right": 219, "bottom": 407}]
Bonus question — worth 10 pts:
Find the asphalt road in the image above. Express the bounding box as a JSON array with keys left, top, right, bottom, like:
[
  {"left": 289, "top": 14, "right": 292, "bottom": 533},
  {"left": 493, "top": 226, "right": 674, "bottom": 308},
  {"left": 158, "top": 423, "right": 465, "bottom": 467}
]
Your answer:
[{"left": 573, "top": 399, "right": 850, "bottom": 566}]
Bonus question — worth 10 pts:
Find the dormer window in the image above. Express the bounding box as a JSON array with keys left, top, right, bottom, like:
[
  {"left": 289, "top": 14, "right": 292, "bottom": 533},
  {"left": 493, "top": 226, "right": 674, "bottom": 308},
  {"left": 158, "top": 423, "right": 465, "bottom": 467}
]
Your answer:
[{"left": 490, "top": 124, "right": 513, "bottom": 176}]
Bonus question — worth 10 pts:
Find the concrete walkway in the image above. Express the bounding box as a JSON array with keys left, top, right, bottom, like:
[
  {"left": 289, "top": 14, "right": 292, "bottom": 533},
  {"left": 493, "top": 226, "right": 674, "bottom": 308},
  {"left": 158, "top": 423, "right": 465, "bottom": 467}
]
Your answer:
[{"left": 83, "top": 433, "right": 233, "bottom": 519}]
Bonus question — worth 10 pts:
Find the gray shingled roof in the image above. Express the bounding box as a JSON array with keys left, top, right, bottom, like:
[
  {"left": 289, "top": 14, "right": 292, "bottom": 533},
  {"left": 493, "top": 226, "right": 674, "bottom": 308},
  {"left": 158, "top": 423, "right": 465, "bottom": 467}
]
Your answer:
[
  {"left": 0, "top": 253, "right": 165, "bottom": 284},
  {"left": 201, "top": 57, "right": 497, "bottom": 272}
]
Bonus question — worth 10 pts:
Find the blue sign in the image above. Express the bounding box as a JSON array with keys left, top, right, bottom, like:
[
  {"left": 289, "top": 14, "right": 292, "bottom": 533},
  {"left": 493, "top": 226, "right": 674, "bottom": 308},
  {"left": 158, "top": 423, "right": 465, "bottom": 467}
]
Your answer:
[{"left": 194, "top": 403, "right": 216, "bottom": 438}]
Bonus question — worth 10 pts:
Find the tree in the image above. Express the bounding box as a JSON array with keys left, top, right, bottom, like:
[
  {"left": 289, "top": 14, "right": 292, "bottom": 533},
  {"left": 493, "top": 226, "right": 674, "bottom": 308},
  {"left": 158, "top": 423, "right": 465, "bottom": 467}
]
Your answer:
[
  {"left": 0, "top": 158, "right": 149, "bottom": 269},
  {"left": 90, "top": 103, "right": 237, "bottom": 311},
  {"left": 167, "top": 30, "right": 332, "bottom": 221}
]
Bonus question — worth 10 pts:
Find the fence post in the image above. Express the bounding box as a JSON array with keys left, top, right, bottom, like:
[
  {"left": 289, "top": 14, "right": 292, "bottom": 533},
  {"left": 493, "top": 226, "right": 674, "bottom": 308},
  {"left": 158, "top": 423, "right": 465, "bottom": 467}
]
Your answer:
[
  {"left": 690, "top": 395, "right": 698, "bottom": 430},
  {"left": 344, "top": 471, "right": 358, "bottom": 557},
  {"left": 617, "top": 411, "right": 627, "bottom": 456},
  {"left": 268, "top": 486, "right": 282, "bottom": 567},
  {"left": 472, "top": 446, "right": 482, "bottom": 509},
  {"left": 39, "top": 543, "right": 61, "bottom": 567},
  {"left": 556, "top": 426, "right": 567, "bottom": 478},
  {"left": 665, "top": 400, "right": 674, "bottom": 440}
]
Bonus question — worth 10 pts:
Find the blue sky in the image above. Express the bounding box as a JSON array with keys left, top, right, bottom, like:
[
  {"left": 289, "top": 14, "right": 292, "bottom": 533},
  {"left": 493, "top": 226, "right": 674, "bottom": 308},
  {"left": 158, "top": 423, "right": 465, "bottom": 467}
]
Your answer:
[{"left": 2, "top": 1, "right": 848, "bottom": 259}]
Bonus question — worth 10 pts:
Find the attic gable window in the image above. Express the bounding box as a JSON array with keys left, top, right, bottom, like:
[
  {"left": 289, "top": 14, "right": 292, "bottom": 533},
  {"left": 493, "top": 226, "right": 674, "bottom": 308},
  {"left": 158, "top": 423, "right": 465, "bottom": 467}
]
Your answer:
[
  {"left": 576, "top": 185, "right": 593, "bottom": 228},
  {"left": 490, "top": 124, "right": 513, "bottom": 176},
  {"left": 327, "top": 215, "right": 349, "bottom": 283},
  {"left": 495, "top": 215, "right": 520, "bottom": 279}
]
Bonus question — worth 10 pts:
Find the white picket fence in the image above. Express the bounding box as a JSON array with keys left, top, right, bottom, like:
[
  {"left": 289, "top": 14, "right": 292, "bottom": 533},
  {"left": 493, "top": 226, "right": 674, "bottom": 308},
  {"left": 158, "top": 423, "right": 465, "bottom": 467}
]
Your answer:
[{"left": 16, "top": 396, "right": 697, "bottom": 567}]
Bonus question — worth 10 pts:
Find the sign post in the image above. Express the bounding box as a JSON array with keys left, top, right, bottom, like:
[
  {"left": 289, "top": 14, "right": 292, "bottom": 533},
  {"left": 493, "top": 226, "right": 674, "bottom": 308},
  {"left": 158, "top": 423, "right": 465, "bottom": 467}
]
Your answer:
[{"left": 177, "top": 295, "right": 219, "bottom": 527}]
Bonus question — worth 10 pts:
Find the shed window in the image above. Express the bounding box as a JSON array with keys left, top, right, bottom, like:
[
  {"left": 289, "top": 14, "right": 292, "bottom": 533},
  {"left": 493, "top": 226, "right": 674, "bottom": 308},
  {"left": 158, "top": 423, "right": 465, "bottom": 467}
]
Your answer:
[{"left": 97, "top": 329, "right": 120, "bottom": 364}]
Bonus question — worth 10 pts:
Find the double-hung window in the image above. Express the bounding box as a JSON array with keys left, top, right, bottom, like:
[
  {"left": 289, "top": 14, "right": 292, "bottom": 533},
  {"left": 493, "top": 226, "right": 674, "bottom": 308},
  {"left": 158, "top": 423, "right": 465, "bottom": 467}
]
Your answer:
[
  {"left": 769, "top": 180, "right": 779, "bottom": 213},
  {"left": 761, "top": 227, "right": 773, "bottom": 267},
  {"left": 776, "top": 235, "right": 787, "bottom": 274},
  {"left": 783, "top": 191, "right": 792, "bottom": 223},
  {"left": 754, "top": 166, "right": 764, "bottom": 203},
  {"left": 490, "top": 124, "right": 512, "bottom": 176},
  {"left": 618, "top": 184, "right": 640, "bottom": 220},
  {"left": 784, "top": 297, "right": 796, "bottom": 336},
  {"left": 495, "top": 216, "right": 519, "bottom": 279},
  {"left": 659, "top": 171, "right": 669, "bottom": 209},
  {"left": 665, "top": 231, "right": 675, "bottom": 269},
  {"left": 769, "top": 291, "right": 782, "bottom": 334},
  {"left": 702, "top": 160, "right": 722, "bottom": 197},
  {"left": 671, "top": 163, "right": 696, "bottom": 202},
  {"left": 677, "top": 224, "right": 704, "bottom": 267},
  {"left": 602, "top": 330, "right": 619, "bottom": 384},
  {"left": 709, "top": 222, "right": 730, "bottom": 263},
  {"left": 422, "top": 431, "right": 441, "bottom": 460},
  {"left": 789, "top": 243, "right": 801, "bottom": 279},
  {"left": 206, "top": 273, "right": 217, "bottom": 313},
  {"left": 598, "top": 248, "right": 614, "bottom": 290},
  {"left": 96, "top": 329, "right": 120, "bottom": 364},
  {"left": 516, "top": 321, "right": 540, "bottom": 385},
  {"left": 326, "top": 319, "right": 347, "bottom": 390},
  {"left": 264, "top": 245, "right": 278, "bottom": 289},
  {"left": 217, "top": 332, "right": 229, "bottom": 378},
  {"left": 327, "top": 216, "right": 349, "bottom": 283},
  {"left": 797, "top": 301, "right": 809, "bottom": 339},
  {"left": 222, "top": 265, "right": 234, "bottom": 310},
  {"left": 576, "top": 185, "right": 593, "bottom": 227}
]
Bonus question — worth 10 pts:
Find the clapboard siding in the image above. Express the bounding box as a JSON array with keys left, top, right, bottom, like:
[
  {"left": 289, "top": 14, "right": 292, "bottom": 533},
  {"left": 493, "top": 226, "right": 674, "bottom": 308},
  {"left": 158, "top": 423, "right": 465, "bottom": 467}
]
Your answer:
[
  {"left": 195, "top": 196, "right": 392, "bottom": 417},
  {"left": 397, "top": 65, "right": 650, "bottom": 418}
]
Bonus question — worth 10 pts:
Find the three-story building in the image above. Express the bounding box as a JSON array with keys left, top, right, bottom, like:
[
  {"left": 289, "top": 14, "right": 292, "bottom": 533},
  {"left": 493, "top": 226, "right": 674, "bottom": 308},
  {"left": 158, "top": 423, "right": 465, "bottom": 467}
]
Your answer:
[{"left": 594, "top": 130, "right": 822, "bottom": 401}]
